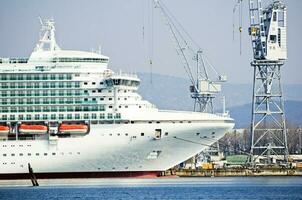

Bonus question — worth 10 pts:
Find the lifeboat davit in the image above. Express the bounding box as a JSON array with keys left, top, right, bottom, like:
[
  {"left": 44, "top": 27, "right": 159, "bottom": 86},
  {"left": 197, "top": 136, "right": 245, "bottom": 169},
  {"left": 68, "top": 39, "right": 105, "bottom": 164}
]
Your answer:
[
  {"left": 19, "top": 124, "right": 48, "bottom": 134},
  {"left": 59, "top": 124, "right": 88, "bottom": 134},
  {"left": 0, "top": 125, "right": 9, "bottom": 134}
]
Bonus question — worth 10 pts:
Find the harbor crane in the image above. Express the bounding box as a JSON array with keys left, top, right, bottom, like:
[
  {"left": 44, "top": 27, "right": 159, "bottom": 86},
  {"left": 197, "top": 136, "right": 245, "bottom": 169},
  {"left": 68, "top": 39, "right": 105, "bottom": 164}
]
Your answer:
[
  {"left": 247, "top": 0, "right": 288, "bottom": 165},
  {"left": 153, "top": 0, "right": 227, "bottom": 114}
]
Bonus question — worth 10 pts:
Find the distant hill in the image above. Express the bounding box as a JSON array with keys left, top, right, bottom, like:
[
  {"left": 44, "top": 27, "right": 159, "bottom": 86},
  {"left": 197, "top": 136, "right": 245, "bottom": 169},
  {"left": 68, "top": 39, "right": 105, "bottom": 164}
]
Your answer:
[
  {"left": 137, "top": 72, "right": 302, "bottom": 128},
  {"left": 228, "top": 100, "right": 302, "bottom": 128}
]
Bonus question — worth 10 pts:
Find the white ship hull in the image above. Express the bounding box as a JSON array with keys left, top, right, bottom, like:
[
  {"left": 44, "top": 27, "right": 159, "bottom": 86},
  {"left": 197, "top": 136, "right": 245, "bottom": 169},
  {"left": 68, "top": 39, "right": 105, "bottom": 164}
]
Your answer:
[{"left": 0, "top": 112, "right": 234, "bottom": 178}]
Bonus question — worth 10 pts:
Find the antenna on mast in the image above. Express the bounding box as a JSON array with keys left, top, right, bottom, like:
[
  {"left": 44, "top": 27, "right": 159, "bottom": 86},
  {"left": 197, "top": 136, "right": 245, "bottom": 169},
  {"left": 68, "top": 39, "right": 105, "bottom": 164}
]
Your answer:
[{"left": 34, "top": 18, "right": 61, "bottom": 52}]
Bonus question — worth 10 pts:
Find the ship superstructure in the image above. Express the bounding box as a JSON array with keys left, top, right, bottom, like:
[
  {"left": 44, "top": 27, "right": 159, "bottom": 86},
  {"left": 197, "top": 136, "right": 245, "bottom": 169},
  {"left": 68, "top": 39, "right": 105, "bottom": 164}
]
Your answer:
[{"left": 0, "top": 19, "right": 234, "bottom": 178}]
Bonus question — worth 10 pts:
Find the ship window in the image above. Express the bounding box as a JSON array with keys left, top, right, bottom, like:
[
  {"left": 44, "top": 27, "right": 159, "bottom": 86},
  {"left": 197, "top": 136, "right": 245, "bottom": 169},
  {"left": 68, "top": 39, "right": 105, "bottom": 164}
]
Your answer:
[
  {"left": 109, "top": 106, "right": 113, "bottom": 108},
  {"left": 3, "top": 154, "right": 6, "bottom": 157},
  {"left": 165, "top": 132, "right": 168, "bottom": 136},
  {"left": 11, "top": 154, "right": 15, "bottom": 156},
  {"left": 125, "top": 133, "right": 128, "bottom": 136},
  {"left": 28, "top": 153, "right": 31, "bottom": 156},
  {"left": 84, "top": 82, "right": 88, "bottom": 85},
  {"left": 19, "top": 153, "right": 23, "bottom": 156},
  {"left": 36, "top": 153, "right": 39, "bottom": 156},
  {"left": 51, "top": 114, "right": 56, "bottom": 120},
  {"left": 196, "top": 133, "right": 200, "bottom": 135},
  {"left": 124, "top": 98, "right": 127, "bottom": 100},
  {"left": 125, "top": 106, "right": 128, "bottom": 108},
  {"left": 44, "top": 153, "right": 47, "bottom": 156},
  {"left": 141, "top": 133, "right": 144, "bottom": 136},
  {"left": 52, "top": 153, "right": 56, "bottom": 155},
  {"left": 100, "top": 82, "right": 103, "bottom": 85},
  {"left": 100, "top": 98, "right": 104, "bottom": 101},
  {"left": 84, "top": 98, "right": 88, "bottom": 101},
  {"left": 92, "top": 82, "right": 96, "bottom": 85},
  {"left": 84, "top": 90, "right": 88, "bottom": 93},
  {"left": 98, "top": 89, "right": 102, "bottom": 93},
  {"left": 109, "top": 98, "right": 112, "bottom": 101},
  {"left": 92, "top": 90, "right": 96, "bottom": 93},
  {"left": 92, "top": 98, "right": 96, "bottom": 101},
  {"left": 273, "top": 11, "right": 277, "bottom": 21}
]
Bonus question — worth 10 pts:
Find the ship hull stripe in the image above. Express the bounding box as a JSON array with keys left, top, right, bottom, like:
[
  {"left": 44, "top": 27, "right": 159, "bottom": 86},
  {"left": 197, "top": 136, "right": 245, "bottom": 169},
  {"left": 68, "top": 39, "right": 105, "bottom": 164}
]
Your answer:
[{"left": 0, "top": 171, "right": 162, "bottom": 180}]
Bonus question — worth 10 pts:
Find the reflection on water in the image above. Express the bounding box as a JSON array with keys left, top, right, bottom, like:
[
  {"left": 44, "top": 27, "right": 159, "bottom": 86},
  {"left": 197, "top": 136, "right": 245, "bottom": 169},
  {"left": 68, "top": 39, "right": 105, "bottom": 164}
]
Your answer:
[{"left": 0, "top": 177, "right": 302, "bottom": 200}]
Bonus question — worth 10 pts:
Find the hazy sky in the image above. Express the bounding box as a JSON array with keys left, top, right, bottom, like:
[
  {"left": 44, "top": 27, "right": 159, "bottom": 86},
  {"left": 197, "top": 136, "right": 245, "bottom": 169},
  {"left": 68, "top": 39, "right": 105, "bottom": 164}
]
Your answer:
[{"left": 0, "top": 0, "right": 301, "bottom": 84}]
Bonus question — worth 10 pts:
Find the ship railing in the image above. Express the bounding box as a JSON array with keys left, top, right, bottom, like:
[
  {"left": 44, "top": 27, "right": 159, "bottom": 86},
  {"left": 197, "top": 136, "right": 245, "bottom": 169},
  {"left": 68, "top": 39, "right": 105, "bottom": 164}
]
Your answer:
[
  {"left": 0, "top": 58, "right": 29, "bottom": 64},
  {"left": 111, "top": 70, "right": 138, "bottom": 79}
]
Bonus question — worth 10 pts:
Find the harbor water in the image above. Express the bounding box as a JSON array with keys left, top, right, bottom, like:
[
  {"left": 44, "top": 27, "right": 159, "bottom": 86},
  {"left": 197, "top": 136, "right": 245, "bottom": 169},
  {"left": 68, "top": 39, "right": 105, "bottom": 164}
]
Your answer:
[{"left": 0, "top": 177, "right": 302, "bottom": 200}]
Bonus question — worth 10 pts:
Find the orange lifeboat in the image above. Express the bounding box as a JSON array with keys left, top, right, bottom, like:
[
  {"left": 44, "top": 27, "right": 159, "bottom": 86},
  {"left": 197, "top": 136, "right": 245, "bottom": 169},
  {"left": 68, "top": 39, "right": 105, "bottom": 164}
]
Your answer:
[
  {"left": 19, "top": 124, "right": 48, "bottom": 134},
  {"left": 0, "top": 125, "right": 9, "bottom": 134},
  {"left": 59, "top": 124, "right": 88, "bottom": 134}
]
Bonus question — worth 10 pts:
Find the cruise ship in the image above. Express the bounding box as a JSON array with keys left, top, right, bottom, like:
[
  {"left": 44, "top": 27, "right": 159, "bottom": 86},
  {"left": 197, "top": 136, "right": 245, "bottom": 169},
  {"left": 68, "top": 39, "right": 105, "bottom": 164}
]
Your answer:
[{"left": 0, "top": 19, "right": 234, "bottom": 179}]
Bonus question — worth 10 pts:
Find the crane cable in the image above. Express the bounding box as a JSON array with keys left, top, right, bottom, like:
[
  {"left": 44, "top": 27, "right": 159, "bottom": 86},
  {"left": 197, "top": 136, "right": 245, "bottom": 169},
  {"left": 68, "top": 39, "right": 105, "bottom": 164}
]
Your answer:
[
  {"left": 154, "top": 0, "right": 196, "bottom": 86},
  {"left": 233, "top": 0, "right": 243, "bottom": 55}
]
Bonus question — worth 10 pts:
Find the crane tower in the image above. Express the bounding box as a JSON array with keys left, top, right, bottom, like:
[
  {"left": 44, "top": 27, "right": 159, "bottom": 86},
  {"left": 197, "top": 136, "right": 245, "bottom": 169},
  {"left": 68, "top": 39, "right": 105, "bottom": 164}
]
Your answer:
[
  {"left": 248, "top": 0, "right": 288, "bottom": 164},
  {"left": 153, "top": 0, "right": 226, "bottom": 114}
]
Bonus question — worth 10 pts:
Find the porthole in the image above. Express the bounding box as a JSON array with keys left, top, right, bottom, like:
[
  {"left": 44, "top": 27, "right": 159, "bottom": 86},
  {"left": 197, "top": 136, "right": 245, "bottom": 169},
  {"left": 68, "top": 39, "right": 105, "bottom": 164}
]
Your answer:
[{"left": 141, "top": 133, "right": 144, "bottom": 136}]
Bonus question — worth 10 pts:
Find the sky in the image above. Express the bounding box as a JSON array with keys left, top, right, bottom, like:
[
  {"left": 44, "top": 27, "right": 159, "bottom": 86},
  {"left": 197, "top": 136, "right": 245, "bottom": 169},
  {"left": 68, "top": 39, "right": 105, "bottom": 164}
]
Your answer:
[{"left": 0, "top": 0, "right": 301, "bottom": 84}]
